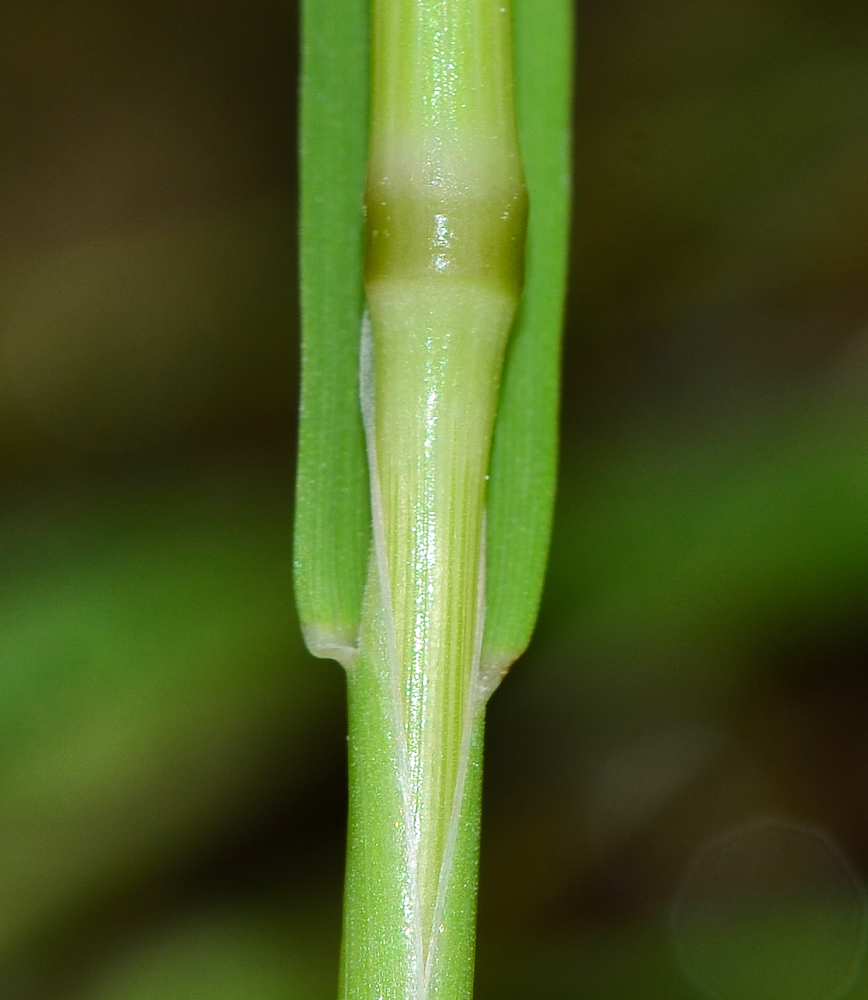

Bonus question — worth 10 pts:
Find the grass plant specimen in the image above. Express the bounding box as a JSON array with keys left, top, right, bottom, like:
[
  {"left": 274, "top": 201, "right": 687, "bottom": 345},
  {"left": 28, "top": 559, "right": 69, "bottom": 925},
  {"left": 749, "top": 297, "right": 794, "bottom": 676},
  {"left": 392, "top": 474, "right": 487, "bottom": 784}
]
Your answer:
[{"left": 295, "top": 1, "right": 572, "bottom": 997}]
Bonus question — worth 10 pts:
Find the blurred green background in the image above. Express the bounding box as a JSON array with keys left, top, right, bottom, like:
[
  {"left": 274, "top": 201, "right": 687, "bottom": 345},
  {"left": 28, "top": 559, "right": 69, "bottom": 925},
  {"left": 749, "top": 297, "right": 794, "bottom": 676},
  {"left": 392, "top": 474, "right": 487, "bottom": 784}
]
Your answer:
[{"left": 2, "top": 0, "right": 868, "bottom": 997}]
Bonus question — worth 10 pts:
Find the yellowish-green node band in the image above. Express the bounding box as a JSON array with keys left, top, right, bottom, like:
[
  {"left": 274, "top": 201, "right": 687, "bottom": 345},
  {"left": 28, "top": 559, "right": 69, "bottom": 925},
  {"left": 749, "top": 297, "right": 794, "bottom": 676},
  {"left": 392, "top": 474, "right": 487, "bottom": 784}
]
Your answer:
[
  {"left": 365, "top": 185, "right": 528, "bottom": 293},
  {"left": 367, "top": 0, "right": 527, "bottom": 299}
]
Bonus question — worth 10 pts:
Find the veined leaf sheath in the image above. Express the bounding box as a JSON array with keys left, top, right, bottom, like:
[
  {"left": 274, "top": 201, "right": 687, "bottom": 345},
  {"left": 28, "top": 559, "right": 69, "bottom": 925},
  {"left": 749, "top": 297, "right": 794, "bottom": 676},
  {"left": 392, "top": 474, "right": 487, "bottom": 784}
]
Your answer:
[{"left": 341, "top": 2, "right": 526, "bottom": 998}]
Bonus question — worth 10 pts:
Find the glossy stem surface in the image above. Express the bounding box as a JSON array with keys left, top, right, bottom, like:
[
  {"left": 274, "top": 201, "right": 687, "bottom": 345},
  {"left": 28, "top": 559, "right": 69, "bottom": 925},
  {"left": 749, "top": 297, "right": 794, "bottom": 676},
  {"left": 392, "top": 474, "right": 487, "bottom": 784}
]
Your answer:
[{"left": 339, "top": 1, "right": 526, "bottom": 998}]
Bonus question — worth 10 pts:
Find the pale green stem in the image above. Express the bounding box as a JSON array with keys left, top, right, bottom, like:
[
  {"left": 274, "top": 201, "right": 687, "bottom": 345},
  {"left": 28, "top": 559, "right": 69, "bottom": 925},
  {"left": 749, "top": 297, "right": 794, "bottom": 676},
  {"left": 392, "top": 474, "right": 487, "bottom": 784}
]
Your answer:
[{"left": 339, "top": 2, "right": 526, "bottom": 998}]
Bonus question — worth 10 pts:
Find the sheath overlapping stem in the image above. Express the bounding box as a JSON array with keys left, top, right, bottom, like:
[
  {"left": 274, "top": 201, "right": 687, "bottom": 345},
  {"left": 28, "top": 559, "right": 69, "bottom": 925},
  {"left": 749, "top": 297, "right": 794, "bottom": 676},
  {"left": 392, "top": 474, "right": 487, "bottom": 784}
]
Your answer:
[{"left": 339, "top": 2, "right": 527, "bottom": 998}]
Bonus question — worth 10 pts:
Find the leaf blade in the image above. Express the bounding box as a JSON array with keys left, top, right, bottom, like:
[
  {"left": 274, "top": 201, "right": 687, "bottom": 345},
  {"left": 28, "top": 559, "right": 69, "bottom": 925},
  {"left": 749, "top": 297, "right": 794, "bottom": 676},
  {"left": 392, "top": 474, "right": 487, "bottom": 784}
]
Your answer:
[
  {"left": 483, "top": 0, "right": 574, "bottom": 670},
  {"left": 294, "top": 0, "right": 371, "bottom": 660}
]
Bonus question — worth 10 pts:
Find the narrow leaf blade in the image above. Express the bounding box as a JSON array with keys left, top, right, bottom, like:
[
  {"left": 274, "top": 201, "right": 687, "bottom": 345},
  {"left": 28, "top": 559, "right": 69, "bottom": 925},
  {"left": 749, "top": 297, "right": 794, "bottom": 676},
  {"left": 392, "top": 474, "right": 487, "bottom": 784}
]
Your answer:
[
  {"left": 294, "top": 0, "right": 371, "bottom": 660},
  {"left": 483, "top": 0, "right": 574, "bottom": 669}
]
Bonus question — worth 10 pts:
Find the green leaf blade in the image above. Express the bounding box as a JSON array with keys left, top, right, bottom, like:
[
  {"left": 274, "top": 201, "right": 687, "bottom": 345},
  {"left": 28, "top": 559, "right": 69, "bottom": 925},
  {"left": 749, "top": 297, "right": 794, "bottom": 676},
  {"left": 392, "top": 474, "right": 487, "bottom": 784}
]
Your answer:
[
  {"left": 294, "top": 0, "right": 371, "bottom": 662},
  {"left": 483, "top": 0, "right": 574, "bottom": 672}
]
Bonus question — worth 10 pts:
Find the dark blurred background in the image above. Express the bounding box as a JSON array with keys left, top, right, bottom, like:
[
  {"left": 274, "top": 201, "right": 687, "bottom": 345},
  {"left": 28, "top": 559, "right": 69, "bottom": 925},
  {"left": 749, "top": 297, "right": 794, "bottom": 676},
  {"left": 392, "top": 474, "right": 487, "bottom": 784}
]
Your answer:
[{"left": 2, "top": 1, "right": 868, "bottom": 997}]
